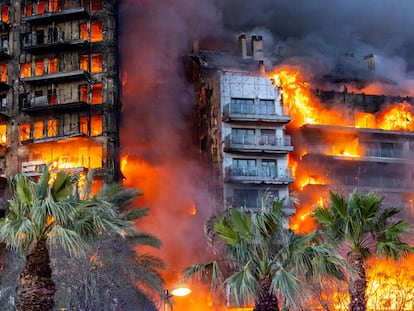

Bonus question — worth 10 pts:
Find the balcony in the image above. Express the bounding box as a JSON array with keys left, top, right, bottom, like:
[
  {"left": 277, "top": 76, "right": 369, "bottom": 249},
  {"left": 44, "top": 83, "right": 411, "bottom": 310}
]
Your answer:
[
  {"left": 223, "top": 104, "right": 291, "bottom": 123},
  {"left": 22, "top": 7, "right": 90, "bottom": 25},
  {"left": 21, "top": 95, "right": 90, "bottom": 114},
  {"left": 22, "top": 31, "right": 89, "bottom": 54},
  {"left": 21, "top": 160, "right": 88, "bottom": 177},
  {"left": 224, "top": 134, "right": 293, "bottom": 153},
  {"left": 21, "top": 70, "right": 91, "bottom": 85},
  {"left": 0, "top": 39, "right": 9, "bottom": 60},
  {"left": 225, "top": 165, "right": 294, "bottom": 184}
]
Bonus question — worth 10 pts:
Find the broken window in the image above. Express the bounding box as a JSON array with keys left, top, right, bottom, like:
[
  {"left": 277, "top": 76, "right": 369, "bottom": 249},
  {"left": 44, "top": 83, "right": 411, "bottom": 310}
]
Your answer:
[
  {"left": 37, "top": 1, "right": 46, "bottom": 14},
  {"left": 91, "top": 0, "right": 103, "bottom": 12},
  {"left": 91, "top": 83, "right": 102, "bottom": 104},
  {"left": 79, "top": 23, "right": 88, "bottom": 41},
  {"left": 23, "top": 2, "right": 33, "bottom": 17},
  {"left": 0, "top": 63, "right": 7, "bottom": 83},
  {"left": 90, "top": 115, "right": 102, "bottom": 136},
  {"left": 0, "top": 124, "right": 6, "bottom": 144},
  {"left": 80, "top": 21, "right": 103, "bottom": 42},
  {"left": 48, "top": 88, "right": 57, "bottom": 105},
  {"left": 35, "top": 59, "right": 44, "bottom": 76},
  {"left": 34, "top": 121, "right": 43, "bottom": 139},
  {"left": 91, "top": 54, "right": 102, "bottom": 73},
  {"left": 90, "top": 21, "right": 103, "bottom": 42},
  {"left": 80, "top": 116, "right": 88, "bottom": 135},
  {"left": 47, "top": 119, "right": 57, "bottom": 137},
  {"left": 79, "top": 84, "right": 88, "bottom": 103},
  {"left": 49, "top": 0, "right": 58, "bottom": 12},
  {"left": 80, "top": 55, "right": 88, "bottom": 71},
  {"left": 1, "top": 5, "right": 8, "bottom": 23},
  {"left": 19, "top": 124, "right": 31, "bottom": 141},
  {"left": 20, "top": 62, "right": 32, "bottom": 78},
  {"left": 48, "top": 58, "right": 58, "bottom": 74}
]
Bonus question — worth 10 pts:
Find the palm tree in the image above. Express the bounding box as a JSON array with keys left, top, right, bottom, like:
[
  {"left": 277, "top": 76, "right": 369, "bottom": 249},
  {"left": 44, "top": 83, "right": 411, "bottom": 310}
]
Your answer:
[
  {"left": 313, "top": 190, "right": 414, "bottom": 311},
  {"left": 184, "top": 199, "right": 344, "bottom": 311},
  {"left": 0, "top": 168, "right": 162, "bottom": 311}
]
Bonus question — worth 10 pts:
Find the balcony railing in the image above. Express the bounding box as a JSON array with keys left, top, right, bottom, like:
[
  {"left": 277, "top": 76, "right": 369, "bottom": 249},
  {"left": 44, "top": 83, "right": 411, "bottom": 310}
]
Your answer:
[
  {"left": 22, "top": 7, "right": 90, "bottom": 25},
  {"left": 333, "top": 174, "right": 412, "bottom": 192},
  {"left": 224, "top": 134, "right": 293, "bottom": 153},
  {"left": 223, "top": 103, "right": 290, "bottom": 123},
  {"left": 225, "top": 165, "right": 294, "bottom": 184},
  {"left": 21, "top": 70, "right": 91, "bottom": 85},
  {"left": 21, "top": 160, "right": 88, "bottom": 177},
  {"left": 21, "top": 95, "right": 90, "bottom": 114},
  {"left": 22, "top": 31, "right": 89, "bottom": 54}
]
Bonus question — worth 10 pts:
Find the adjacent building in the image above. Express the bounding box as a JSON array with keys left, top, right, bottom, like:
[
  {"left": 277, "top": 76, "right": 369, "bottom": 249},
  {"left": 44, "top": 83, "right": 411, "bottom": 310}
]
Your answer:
[{"left": 0, "top": 0, "right": 121, "bottom": 205}]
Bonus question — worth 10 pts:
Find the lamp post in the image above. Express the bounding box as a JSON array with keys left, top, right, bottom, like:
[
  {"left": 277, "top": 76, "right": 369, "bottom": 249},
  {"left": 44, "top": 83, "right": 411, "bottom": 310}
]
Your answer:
[{"left": 163, "top": 285, "right": 191, "bottom": 311}]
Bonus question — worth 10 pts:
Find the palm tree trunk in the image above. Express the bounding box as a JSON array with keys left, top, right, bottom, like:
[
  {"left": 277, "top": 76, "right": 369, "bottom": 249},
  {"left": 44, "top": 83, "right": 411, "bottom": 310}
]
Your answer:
[
  {"left": 16, "top": 239, "right": 55, "bottom": 311},
  {"left": 254, "top": 276, "right": 279, "bottom": 311},
  {"left": 349, "top": 252, "right": 367, "bottom": 311}
]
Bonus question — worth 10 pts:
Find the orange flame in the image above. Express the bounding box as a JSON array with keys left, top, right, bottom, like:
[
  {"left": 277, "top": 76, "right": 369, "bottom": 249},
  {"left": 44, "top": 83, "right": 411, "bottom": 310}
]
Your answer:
[{"left": 377, "top": 102, "right": 414, "bottom": 131}]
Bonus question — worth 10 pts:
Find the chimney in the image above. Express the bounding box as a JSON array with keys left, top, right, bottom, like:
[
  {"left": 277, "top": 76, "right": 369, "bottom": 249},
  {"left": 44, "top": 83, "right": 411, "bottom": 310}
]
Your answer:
[
  {"left": 258, "top": 60, "right": 265, "bottom": 75},
  {"left": 252, "top": 35, "right": 264, "bottom": 61},
  {"left": 364, "top": 54, "right": 375, "bottom": 71},
  {"left": 238, "top": 34, "right": 247, "bottom": 59}
]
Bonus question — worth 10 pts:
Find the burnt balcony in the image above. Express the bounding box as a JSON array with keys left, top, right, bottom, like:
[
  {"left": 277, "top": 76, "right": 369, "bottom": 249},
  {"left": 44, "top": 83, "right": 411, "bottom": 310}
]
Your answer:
[
  {"left": 21, "top": 160, "right": 88, "bottom": 177},
  {"left": 21, "top": 70, "right": 91, "bottom": 86},
  {"left": 21, "top": 31, "right": 89, "bottom": 54},
  {"left": 21, "top": 95, "right": 90, "bottom": 114},
  {"left": 224, "top": 134, "right": 293, "bottom": 153},
  {"left": 22, "top": 7, "right": 90, "bottom": 25},
  {"left": 225, "top": 165, "right": 294, "bottom": 184},
  {"left": 0, "top": 39, "right": 9, "bottom": 60},
  {"left": 223, "top": 103, "right": 291, "bottom": 123}
]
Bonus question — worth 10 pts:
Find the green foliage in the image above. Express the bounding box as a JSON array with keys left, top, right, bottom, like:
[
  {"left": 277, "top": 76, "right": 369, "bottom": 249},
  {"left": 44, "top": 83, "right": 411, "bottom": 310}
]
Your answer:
[{"left": 185, "top": 198, "right": 345, "bottom": 309}]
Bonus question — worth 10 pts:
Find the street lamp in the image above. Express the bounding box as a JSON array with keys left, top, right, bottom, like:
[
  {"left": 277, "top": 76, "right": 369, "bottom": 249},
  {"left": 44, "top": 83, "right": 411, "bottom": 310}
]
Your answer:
[{"left": 163, "top": 284, "right": 192, "bottom": 311}]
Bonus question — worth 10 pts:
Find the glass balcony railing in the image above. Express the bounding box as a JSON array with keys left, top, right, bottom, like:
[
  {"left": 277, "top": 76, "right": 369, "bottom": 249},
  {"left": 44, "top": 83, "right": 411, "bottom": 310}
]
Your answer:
[
  {"left": 223, "top": 103, "right": 290, "bottom": 122},
  {"left": 225, "top": 165, "right": 294, "bottom": 183},
  {"left": 224, "top": 134, "right": 293, "bottom": 152}
]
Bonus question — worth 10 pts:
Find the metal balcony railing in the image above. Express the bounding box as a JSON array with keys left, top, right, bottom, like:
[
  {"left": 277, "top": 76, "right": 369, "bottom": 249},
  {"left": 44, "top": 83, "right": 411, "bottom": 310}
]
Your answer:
[
  {"left": 21, "top": 94, "right": 90, "bottom": 113},
  {"left": 223, "top": 103, "right": 291, "bottom": 122},
  {"left": 224, "top": 134, "right": 293, "bottom": 152},
  {"left": 225, "top": 165, "right": 294, "bottom": 183}
]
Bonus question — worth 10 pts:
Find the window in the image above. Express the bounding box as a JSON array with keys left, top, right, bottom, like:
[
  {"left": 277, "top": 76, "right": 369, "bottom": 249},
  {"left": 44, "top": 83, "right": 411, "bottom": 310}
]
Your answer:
[
  {"left": 48, "top": 58, "right": 58, "bottom": 74},
  {"left": 47, "top": 119, "right": 57, "bottom": 137},
  {"left": 35, "top": 60, "right": 44, "bottom": 76},
  {"left": 23, "top": 2, "right": 33, "bottom": 17},
  {"left": 91, "top": 83, "right": 102, "bottom": 104},
  {"left": 20, "top": 63, "right": 32, "bottom": 78},
  {"left": 79, "top": 85, "right": 88, "bottom": 102},
  {"left": 260, "top": 129, "right": 276, "bottom": 145},
  {"left": 49, "top": 0, "right": 58, "bottom": 12},
  {"left": 37, "top": 1, "right": 46, "bottom": 14},
  {"left": 80, "top": 21, "right": 103, "bottom": 42},
  {"left": 0, "top": 124, "right": 6, "bottom": 144},
  {"left": 230, "top": 98, "right": 254, "bottom": 114},
  {"left": 233, "top": 189, "right": 259, "bottom": 209},
  {"left": 19, "top": 124, "right": 30, "bottom": 141},
  {"left": 91, "top": 54, "right": 102, "bottom": 73},
  {"left": 1, "top": 5, "right": 8, "bottom": 23},
  {"left": 48, "top": 89, "right": 57, "bottom": 105},
  {"left": 91, "top": 0, "right": 103, "bottom": 12},
  {"left": 34, "top": 121, "right": 43, "bottom": 139},
  {"left": 233, "top": 158, "right": 256, "bottom": 176},
  {"left": 0, "top": 63, "right": 7, "bottom": 83},
  {"left": 36, "top": 30, "right": 44, "bottom": 45},
  {"left": 231, "top": 128, "right": 254, "bottom": 145},
  {"left": 80, "top": 116, "right": 88, "bottom": 135},
  {"left": 261, "top": 159, "right": 277, "bottom": 177},
  {"left": 80, "top": 54, "right": 103, "bottom": 73},
  {"left": 258, "top": 99, "right": 275, "bottom": 114},
  {"left": 90, "top": 115, "right": 102, "bottom": 136}
]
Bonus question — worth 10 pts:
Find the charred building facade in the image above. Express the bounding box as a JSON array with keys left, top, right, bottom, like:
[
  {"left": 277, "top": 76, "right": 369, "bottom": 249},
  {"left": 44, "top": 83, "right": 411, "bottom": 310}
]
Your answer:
[
  {"left": 190, "top": 35, "right": 414, "bottom": 224},
  {"left": 0, "top": 0, "right": 121, "bottom": 198}
]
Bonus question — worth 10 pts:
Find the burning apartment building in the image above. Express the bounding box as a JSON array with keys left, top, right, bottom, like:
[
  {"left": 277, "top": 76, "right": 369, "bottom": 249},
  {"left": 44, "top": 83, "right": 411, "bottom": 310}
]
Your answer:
[
  {"left": 189, "top": 35, "right": 294, "bottom": 214},
  {"left": 189, "top": 34, "right": 414, "bottom": 228},
  {"left": 0, "top": 0, "right": 121, "bottom": 204}
]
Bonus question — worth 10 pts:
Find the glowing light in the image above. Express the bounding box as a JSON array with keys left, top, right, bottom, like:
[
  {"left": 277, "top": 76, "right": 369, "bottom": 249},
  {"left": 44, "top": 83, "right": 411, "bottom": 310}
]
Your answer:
[
  {"left": 377, "top": 102, "right": 414, "bottom": 131},
  {"left": 170, "top": 285, "right": 192, "bottom": 297}
]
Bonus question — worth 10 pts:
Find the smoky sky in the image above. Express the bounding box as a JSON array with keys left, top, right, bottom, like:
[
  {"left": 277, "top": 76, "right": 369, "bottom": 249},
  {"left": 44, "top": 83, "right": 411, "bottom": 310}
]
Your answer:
[{"left": 220, "top": 0, "right": 414, "bottom": 65}]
